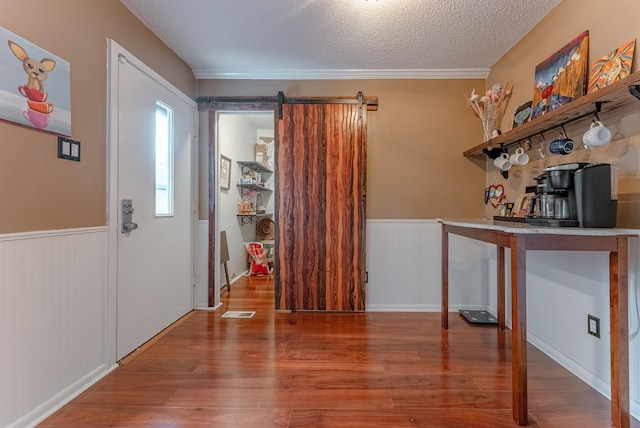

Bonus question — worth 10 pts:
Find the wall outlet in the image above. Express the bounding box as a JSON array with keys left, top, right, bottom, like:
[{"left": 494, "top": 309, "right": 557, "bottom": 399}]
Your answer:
[{"left": 588, "top": 314, "right": 600, "bottom": 338}]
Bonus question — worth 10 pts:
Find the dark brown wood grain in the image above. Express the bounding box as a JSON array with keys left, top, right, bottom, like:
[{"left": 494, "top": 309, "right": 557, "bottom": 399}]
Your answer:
[
  {"left": 441, "top": 224, "right": 449, "bottom": 329},
  {"left": 442, "top": 223, "right": 633, "bottom": 427},
  {"left": 207, "top": 110, "right": 217, "bottom": 307},
  {"left": 464, "top": 70, "right": 640, "bottom": 157},
  {"left": 276, "top": 101, "right": 366, "bottom": 312},
  {"left": 610, "top": 236, "right": 631, "bottom": 428},
  {"left": 39, "top": 276, "right": 640, "bottom": 428},
  {"left": 510, "top": 233, "right": 528, "bottom": 425}
]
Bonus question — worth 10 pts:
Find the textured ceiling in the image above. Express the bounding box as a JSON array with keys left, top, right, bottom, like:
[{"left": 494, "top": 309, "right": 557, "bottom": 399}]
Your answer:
[{"left": 121, "top": 0, "right": 561, "bottom": 80}]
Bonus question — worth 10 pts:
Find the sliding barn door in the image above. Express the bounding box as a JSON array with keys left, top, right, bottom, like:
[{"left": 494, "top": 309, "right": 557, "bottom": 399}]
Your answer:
[{"left": 276, "top": 101, "right": 367, "bottom": 311}]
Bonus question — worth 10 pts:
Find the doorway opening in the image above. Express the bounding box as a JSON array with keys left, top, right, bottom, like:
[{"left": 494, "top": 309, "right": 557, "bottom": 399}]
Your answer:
[{"left": 214, "top": 110, "right": 276, "bottom": 305}]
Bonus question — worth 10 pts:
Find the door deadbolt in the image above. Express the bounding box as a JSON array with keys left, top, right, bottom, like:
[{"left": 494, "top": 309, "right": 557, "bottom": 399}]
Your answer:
[{"left": 121, "top": 199, "right": 139, "bottom": 233}]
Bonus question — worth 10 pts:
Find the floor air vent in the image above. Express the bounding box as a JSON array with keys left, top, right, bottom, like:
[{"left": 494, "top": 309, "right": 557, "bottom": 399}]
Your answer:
[{"left": 221, "top": 311, "right": 256, "bottom": 319}]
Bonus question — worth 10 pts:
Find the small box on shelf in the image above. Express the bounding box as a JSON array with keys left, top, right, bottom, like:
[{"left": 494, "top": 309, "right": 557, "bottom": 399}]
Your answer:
[{"left": 255, "top": 143, "right": 268, "bottom": 165}]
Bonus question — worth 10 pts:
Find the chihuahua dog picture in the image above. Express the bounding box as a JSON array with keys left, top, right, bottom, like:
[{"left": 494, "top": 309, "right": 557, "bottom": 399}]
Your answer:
[
  {"left": 8, "top": 40, "right": 56, "bottom": 92},
  {"left": 1, "top": 27, "right": 71, "bottom": 135}
]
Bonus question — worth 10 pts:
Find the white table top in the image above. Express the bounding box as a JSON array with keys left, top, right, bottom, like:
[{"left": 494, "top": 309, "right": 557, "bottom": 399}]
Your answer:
[{"left": 438, "top": 218, "right": 640, "bottom": 237}]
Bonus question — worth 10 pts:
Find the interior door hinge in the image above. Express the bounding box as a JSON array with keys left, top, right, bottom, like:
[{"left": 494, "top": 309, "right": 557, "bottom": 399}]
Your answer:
[
  {"left": 365, "top": 271, "right": 368, "bottom": 283},
  {"left": 357, "top": 91, "right": 364, "bottom": 120}
]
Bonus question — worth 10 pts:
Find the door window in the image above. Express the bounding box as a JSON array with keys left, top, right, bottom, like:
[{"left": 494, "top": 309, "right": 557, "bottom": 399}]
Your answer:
[{"left": 155, "top": 101, "right": 174, "bottom": 216}]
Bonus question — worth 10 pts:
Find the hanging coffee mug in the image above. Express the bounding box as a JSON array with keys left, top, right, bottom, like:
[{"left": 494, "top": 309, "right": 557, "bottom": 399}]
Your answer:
[
  {"left": 549, "top": 138, "right": 574, "bottom": 155},
  {"left": 509, "top": 147, "right": 529, "bottom": 165},
  {"left": 493, "top": 153, "right": 511, "bottom": 171},
  {"left": 583, "top": 120, "right": 611, "bottom": 148}
]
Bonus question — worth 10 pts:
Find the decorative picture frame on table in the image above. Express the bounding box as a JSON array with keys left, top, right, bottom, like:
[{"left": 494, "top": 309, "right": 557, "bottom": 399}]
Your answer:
[
  {"left": 588, "top": 38, "right": 635, "bottom": 93},
  {"left": 219, "top": 154, "right": 231, "bottom": 190},
  {"left": 512, "top": 100, "right": 532, "bottom": 129},
  {"left": 531, "top": 31, "right": 589, "bottom": 120}
]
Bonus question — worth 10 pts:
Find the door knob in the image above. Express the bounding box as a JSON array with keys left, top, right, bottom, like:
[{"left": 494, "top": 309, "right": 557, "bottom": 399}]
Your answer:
[{"left": 122, "top": 222, "right": 138, "bottom": 233}]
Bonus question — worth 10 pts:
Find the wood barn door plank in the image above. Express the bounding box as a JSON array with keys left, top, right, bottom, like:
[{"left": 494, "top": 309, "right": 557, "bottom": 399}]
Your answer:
[{"left": 276, "top": 100, "right": 366, "bottom": 311}]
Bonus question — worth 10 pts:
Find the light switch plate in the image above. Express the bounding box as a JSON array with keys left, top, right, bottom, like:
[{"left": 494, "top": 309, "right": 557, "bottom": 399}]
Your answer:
[{"left": 58, "top": 136, "right": 81, "bottom": 162}]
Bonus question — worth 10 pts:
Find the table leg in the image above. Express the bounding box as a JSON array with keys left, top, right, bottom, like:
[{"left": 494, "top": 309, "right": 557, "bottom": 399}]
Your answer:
[
  {"left": 510, "top": 235, "right": 528, "bottom": 425},
  {"left": 609, "top": 237, "right": 630, "bottom": 428},
  {"left": 497, "top": 246, "right": 505, "bottom": 330},
  {"left": 441, "top": 226, "right": 449, "bottom": 329}
]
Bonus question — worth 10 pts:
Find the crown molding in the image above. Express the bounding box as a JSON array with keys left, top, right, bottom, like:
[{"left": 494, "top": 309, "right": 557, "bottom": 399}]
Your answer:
[{"left": 193, "top": 68, "right": 490, "bottom": 80}]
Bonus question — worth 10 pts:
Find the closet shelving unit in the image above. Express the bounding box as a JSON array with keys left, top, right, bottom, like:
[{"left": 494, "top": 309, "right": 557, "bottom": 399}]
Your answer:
[{"left": 236, "top": 161, "right": 273, "bottom": 225}]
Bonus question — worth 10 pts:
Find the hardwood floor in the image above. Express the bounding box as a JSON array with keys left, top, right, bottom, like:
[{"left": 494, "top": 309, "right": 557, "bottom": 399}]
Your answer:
[{"left": 40, "top": 276, "right": 638, "bottom": 427}]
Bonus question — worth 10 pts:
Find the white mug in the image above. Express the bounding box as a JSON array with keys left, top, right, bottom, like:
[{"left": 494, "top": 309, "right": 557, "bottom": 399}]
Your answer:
[
  {"left": 583, "top": 120, "right": 611, "bottom": 148},
  {"left": 493, "top": 153, "right": 511, "bottom": 171},
  {"left": 509, "top": 147, "right": 529, "bottom": 165}
]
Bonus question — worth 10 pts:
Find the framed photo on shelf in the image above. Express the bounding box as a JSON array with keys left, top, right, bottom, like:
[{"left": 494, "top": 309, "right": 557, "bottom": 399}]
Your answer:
[
  {"left": 219, "top": 154, "right": 231, "bottom": 190},
  {"left": 512, "top": 100, "right": 532, "bottom": 129},
  {"left": 531, "top": 31, "right": 589, "bottom": 120},
  {"left": 588, "top": 38, "right": 635, "bottom": 93}
]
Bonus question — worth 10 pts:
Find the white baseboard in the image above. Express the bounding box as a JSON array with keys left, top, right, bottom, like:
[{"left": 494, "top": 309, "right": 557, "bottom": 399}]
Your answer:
[
  {"left": 195, "top": 302, "right": 223, "bottom": 311},
  {"left": 367, "top": 304, "right": 441, "bottom": 312},
  {"left": 366, "top": 304, "right": 491, "bottom": 313},
  {"left": 527, "top": 332, "right": 640, "bottom": 420},
  {"left": 11, "top": 363, "right": 118, "bottom": 428}
]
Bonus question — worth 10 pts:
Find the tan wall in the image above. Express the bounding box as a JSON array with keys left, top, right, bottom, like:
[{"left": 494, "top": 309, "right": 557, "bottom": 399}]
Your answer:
[
  {"left": 197, "top": 79, "right": 486, "bottom": 220},
  {"left": 0, "top": 0, "right": 196, "bottom": 233},
  {"left": 486, "top": 0, "right": 640, "bottom": 227},
  {"left": 12, "top": 1, "right": 617, "bottom": 229}
]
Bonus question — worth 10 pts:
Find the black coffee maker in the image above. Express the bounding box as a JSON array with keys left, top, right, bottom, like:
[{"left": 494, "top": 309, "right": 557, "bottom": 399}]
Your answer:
[{"left": 526, "top": 163, "right": 617, "bottom": 227}]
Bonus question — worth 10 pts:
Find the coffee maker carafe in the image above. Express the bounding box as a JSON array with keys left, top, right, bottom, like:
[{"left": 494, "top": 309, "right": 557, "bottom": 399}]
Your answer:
[{"left": 526, "top": 163, "right": 617, "bottom": 227}]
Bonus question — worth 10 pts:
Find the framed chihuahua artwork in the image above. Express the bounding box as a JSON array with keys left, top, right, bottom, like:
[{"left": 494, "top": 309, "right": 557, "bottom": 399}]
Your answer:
[{"left": 0, "top": 26, "right": 71, "bottom": 136}]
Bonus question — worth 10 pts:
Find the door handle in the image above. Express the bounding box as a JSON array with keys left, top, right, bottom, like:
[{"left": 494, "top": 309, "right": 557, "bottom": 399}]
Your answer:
[
  {"left": 122, "top": 222, "right": 138, "bottom": 233},
  {"left": 121, "top": 199, "right": 139, "bottom": 233}
]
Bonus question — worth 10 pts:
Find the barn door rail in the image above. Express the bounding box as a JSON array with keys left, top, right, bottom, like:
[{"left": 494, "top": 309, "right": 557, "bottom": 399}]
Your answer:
[{"left": 198, "top": 93, "right": 378, "bottom": 120}]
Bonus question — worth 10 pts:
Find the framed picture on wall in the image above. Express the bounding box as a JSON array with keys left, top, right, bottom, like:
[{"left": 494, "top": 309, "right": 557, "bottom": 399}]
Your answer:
[
  {"left": 219, "top": 154, "right": 231, "bottom": 190},
  {"left": 0, "top": 26, "right": 72, "bottom": 136}
]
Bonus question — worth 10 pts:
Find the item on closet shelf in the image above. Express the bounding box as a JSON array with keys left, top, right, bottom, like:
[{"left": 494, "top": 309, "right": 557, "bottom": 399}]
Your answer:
[
  {"left": 582, "top": 120, "right": 611, "bottom": 148},
  {"left": 255, "top": 143, "right": 268, "bottom": 165},
  {"left": 237, "top": 198, "right": 255, "bottom": 215},
  {"left": 255, "top": 193, "right": 265, "bottom": 214},
  {"left": 256, "top": 218, "right": 275, "bottom": 240}
]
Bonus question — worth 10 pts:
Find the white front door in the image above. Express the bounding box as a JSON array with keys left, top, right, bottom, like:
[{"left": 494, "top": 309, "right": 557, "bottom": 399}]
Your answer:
[{"left": 108, "top": 41, "right": 197, "bottom": 361}]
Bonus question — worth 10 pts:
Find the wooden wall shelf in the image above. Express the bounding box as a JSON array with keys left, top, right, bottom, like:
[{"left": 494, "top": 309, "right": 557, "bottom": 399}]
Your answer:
[{"left": 463, "top": 71, "right": 640, "bottom": 158}]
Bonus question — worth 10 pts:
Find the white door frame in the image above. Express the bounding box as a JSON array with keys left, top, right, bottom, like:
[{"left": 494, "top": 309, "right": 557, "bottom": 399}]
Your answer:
[{"left": 106, "top": 39, "right": 198, "bottom": 366}]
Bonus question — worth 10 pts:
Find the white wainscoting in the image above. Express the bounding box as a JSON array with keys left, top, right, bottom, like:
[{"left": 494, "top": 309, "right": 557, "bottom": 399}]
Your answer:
[
  {"left": 195, "top": 220, "right": 246, "bottom": 311},
  {"left": 366, "top": 220, "right": 492, "bottom": 311},
  {"left": 365, "top": 219, "right": 638, "bottom": 419},
  {"left": 0, "top": 227, "right": 112, "bottom": 428},
  {"left": 487, "top": 242, "right": 640, "bottom": 419}
]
